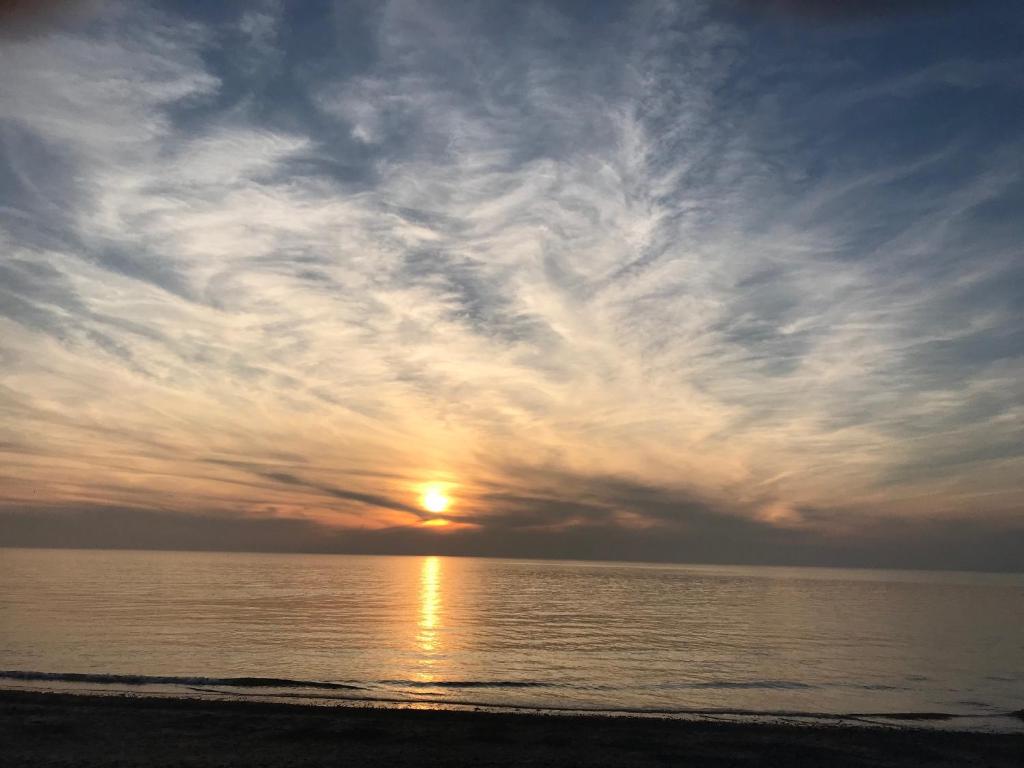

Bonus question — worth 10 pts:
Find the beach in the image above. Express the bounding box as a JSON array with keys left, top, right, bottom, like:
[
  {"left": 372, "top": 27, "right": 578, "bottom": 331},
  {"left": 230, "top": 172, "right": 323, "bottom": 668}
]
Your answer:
[{"left": 2, "top": 691, "right": 1022, "bottom": 768}]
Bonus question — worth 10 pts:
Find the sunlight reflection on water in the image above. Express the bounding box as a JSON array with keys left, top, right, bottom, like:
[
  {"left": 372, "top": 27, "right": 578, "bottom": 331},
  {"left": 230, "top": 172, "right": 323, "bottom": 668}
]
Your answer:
[{"left": 416, "top": 556, "right": 441, "bottom": 678}]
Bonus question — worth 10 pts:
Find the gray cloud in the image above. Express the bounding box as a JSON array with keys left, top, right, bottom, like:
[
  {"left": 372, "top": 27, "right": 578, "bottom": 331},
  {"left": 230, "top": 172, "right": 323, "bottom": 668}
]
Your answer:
[
  {"left": 256, "top": 470, "right": 427, "bottom": 518},
  {"left": 2, "top": 502, "right": 1021, "bottom": 572}
]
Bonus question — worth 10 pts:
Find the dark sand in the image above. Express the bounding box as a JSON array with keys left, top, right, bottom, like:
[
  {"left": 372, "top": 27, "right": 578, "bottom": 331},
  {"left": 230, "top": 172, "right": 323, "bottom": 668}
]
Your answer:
[{"left": 2, "top": 691, "right": 1021, "bottom": 767}]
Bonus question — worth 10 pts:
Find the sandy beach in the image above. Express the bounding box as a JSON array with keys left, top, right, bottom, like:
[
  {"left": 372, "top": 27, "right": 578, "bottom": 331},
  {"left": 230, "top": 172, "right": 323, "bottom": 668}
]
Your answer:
[{"left": 2, "top": 691, "right": 1022, "bottom": 767}]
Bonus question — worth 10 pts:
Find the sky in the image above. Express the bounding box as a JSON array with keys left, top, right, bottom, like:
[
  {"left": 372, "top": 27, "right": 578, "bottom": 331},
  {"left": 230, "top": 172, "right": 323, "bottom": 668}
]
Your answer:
[{"left": 0, "top": 0, "right": 1022, "bottom": 570}]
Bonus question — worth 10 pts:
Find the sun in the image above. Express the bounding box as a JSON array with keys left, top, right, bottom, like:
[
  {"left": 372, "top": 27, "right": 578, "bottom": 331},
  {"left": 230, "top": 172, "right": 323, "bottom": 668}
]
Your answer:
[{"left": 421, "top": 486, "right": 450, "bottom": 514}]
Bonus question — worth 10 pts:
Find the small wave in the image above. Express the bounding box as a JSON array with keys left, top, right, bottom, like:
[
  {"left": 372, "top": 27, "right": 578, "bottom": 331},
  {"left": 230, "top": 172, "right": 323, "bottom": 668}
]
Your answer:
[
  {"left": 0, "top": 671, "right": 361, "bottom": 691},
  {"left": 852, "top": 684, "right": 902, "bottom": 691},
  {"left": 677, "top": 680, "right": 816, "bottom": 690},
  {"left": 848, "top": 712, "right": 956, "bottom": 721},
  {"left": 381, "top": 679, "right": 547, "bottom": 689}
]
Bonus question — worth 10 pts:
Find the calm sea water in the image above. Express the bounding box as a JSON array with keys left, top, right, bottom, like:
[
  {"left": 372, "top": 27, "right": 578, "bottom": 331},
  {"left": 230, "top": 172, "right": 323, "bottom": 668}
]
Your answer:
[{"left": 1, "top": 548, "right": 1022, "bottom": 730}]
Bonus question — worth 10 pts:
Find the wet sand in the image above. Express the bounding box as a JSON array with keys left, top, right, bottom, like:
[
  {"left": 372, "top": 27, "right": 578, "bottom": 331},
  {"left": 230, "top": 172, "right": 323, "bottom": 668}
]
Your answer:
[{"left": 1, "top": 690, "right": 1021, "bottom": 767}]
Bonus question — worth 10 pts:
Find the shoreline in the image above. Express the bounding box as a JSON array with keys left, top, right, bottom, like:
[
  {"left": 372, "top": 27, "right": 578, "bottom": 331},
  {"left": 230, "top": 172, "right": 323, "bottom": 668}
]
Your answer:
[
  {"left": 3, "top": 690, "right": 1023, "bottom": 767},
  {"left": 2, "top": 678, "right": 1022, "bottom": 733}
]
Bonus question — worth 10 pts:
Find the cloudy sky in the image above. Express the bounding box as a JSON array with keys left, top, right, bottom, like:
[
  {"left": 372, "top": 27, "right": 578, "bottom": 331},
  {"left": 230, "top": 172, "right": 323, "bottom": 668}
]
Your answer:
[{"left": 1, "top": 0, "right": 1022, "bottom": 569}]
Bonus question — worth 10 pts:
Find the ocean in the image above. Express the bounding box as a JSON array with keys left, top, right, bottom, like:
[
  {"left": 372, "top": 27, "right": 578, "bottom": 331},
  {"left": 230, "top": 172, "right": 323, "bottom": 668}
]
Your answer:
[{"left": 1, "top": 548, "right": 1021, "bottom": 731}]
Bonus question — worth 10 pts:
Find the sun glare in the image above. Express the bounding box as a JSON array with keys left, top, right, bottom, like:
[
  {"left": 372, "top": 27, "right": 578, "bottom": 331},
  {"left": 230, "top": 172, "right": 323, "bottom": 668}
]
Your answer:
[{"left": 421, "top": 486, "right": 451, "bottom": 514}]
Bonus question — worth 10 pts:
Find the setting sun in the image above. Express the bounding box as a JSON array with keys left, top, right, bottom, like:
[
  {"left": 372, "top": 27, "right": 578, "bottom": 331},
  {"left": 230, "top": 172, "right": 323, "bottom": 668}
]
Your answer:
[{"left": 421, "top": 486, "right": 451, "bottom": 514}]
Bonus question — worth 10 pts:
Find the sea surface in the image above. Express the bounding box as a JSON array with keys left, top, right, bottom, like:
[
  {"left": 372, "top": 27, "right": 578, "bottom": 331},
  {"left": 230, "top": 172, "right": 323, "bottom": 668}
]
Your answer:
[{"left": 1, "top": 548, "right": 1022, "bottom": 730}]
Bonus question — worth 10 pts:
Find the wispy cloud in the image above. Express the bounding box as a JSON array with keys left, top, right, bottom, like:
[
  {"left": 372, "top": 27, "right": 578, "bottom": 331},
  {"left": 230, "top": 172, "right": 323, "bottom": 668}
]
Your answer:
[{"left": 1, "top": 0, "right": 1021, "bottom": 567}]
